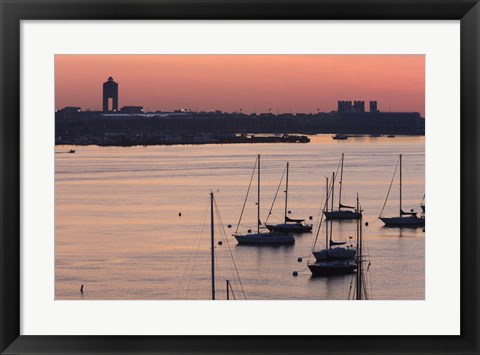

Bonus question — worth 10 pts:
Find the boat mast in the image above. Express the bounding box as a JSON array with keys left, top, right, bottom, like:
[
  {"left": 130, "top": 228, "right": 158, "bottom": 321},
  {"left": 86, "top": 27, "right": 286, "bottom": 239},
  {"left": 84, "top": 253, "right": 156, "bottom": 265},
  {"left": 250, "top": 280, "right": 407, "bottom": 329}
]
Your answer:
[
  {"left": 330, "top": 173, "right": 334, "bottom": 245},
  {"left": 399, "top": 154, "right": 402, "bottom": 216},
  {"left": 338, "top": 153, "right": 344, "bottom": 210},
  {"left": 331, "top": 172, "right": 335, "bottom": 213},
  {"left": 325, "top": 176, "right": 329, "bottom": 250},
  {"left": 356, "top": 194, "right": 362, "bottom": 300},
  {"left": 257, "top": 154, "right": 260, "bottom": 234},
  {"left": 284, "top": 162, "right": 289, "bottom": 224},
  {"left": 210, "top": 192, "right": 215, "bottom": 300}
]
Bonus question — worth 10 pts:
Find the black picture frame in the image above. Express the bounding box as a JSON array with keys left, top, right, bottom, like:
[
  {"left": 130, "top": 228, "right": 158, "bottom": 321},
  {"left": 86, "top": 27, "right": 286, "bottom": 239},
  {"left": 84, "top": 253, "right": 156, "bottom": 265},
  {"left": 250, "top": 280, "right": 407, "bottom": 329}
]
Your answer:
[{"left": 1, "top": 0, "right": 479, "bottom": 354}]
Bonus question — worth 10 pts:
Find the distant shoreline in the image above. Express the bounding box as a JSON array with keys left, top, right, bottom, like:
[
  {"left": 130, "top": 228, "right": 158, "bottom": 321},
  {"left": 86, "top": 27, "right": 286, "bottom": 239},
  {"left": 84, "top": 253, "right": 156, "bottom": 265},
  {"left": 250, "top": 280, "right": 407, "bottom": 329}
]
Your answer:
[
  {"left": 55, "top": 134, "right": 311, "bottom": 147},
  {"left": 55, "top": 133, "right": 426, "bottom": 148}
]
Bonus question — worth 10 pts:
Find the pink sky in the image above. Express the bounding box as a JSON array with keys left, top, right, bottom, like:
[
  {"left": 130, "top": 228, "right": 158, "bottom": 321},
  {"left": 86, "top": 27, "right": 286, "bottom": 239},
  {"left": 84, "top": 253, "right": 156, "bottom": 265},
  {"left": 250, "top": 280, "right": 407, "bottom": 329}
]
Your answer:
[{"left": 55, "top": 55, "right": 425, "bottom": 116}]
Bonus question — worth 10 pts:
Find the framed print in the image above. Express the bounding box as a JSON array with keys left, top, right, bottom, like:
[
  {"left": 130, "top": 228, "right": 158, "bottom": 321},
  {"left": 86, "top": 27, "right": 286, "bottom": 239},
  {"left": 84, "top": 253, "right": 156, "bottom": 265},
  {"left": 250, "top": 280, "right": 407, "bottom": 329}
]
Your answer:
[{"left": 1, "top": 0, "right": 479, "bottom": 354}]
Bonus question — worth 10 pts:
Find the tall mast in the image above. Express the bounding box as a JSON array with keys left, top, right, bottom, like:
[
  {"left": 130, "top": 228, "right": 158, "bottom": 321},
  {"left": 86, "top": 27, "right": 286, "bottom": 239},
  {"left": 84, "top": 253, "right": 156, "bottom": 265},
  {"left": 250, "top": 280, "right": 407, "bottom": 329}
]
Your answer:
[
  {"left": 325, "top": 176, "right": 329, "bottom": 250},
  {"left": 331, "top": 172, "right": 335, "bottom": 213},
  {"left": 210, "top": 192, "right": 215, "bottom": 300},
  {"left": 284, "top": 162, "right": 289, "bottom": 223},
  {"left": 399, "top": 154, "right": 402, "bottom": 216},
  {"left": 257, "top": 154, "right": 260, "bottom": 234},
  {"left": 356, "top": 194, "right": 362, "bottom": 300},
  {"left": 338, "top": 153, "right": 344, "bottom": 210}
]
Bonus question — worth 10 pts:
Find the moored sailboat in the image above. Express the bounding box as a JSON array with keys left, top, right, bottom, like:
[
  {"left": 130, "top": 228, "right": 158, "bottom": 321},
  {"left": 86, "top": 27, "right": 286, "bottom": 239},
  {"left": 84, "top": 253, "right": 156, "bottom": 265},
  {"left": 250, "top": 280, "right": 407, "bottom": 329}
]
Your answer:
[
  {"left": 308, "top": 259, "right": 357, "bottom": 276},
  {"left": 379, "top": 154, "right": 425, "bottom": 227},
  {"left": 323, "top": 153, "right": 362, "bottom": 220},
  {"left": 233, "top": 155, "right": 295, "bottom": 245},
  {"left": 265, "top": 162, "right": 313, "bottom": 234}
]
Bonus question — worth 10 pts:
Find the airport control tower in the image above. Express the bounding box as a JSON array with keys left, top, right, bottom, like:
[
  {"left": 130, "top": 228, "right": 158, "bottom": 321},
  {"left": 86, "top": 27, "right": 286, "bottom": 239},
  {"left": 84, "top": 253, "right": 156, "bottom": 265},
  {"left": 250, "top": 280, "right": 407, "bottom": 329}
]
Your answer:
[{"left": 103, "top": 77, "right": 118, "bottom": 112}]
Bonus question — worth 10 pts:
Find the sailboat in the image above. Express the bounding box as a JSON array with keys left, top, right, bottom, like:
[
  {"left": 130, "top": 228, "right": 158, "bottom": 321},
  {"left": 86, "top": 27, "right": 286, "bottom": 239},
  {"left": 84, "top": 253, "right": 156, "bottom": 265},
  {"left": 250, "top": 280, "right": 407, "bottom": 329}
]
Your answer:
[
  {"left": 313, "top": 176, "right": 356, "bottom": 262},
  {"left": 324, "top": 153, "right": 362, "bottom": 220},
  {"left": 265, "top": 162, "right": 313, "bottom": 233},
  {"left": 233, "top": 155, "right": 295, "bottom": 245},
  {"left": 379, "top": 154, "right": 425, "bottom": 227},
  {"left": 309, "top": 193, "right": 362, "bottom": 277},
  {"left": 420, "top": 194, "right": 425, "bottom": 213}
]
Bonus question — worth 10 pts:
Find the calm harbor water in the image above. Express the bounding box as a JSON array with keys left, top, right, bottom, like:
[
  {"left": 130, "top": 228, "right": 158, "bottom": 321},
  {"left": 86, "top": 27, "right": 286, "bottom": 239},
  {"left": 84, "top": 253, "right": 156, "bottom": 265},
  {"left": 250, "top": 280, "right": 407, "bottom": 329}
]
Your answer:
[{"left": 55, "top": 135, "right": 424, "bottom": 300}]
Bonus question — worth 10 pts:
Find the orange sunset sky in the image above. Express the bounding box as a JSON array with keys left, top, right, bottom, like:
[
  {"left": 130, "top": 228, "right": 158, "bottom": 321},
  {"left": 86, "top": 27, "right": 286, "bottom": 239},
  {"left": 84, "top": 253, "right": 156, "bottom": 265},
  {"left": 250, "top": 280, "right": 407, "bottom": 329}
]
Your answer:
[{"left": 55, "top": 55, "right": 425, "bottom": 116}]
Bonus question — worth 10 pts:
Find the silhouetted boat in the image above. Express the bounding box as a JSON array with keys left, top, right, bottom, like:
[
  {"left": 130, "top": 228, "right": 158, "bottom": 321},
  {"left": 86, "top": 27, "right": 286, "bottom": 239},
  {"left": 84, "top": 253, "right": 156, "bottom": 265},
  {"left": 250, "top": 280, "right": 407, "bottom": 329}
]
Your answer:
[
  {"left": 379, "top": 155, "right": 425, "bottom": 227},
  {"left": 323, "top": 153, "right": 362, "bottom": 220},
  {"left": 313, "top": 177, "right": 356, "bottom": 262},
  {"left": 265, "top": 162, "right": 313, "bottom": 234},
  {"left": 387, "top": 135, "right": 396, "bottom": 138},
  {"left": 68, "top": 149, "right": 75, "bottom": 153},
  {"left": 233, "top": 155, "right": 295, "bottom": 245},
  {"left": 332, "top": 134, "right": 348, "bottom": 140},
  {"left": 308, "top": 259, "right": 357, "bottom": 276}
]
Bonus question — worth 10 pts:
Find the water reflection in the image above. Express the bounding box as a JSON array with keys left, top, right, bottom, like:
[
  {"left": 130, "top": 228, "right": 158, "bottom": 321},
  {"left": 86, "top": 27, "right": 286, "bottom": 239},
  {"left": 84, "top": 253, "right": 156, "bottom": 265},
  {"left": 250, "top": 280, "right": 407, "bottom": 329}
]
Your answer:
[{"left": 55, "top": 135, "right": 425, "bottom": 300}]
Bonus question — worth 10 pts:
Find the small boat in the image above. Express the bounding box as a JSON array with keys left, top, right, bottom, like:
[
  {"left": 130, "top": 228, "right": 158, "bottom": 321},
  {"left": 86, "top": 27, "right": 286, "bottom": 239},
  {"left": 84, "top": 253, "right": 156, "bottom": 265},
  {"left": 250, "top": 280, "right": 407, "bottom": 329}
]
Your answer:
[
  {"left": 312, "top": 177, "right": 357, "bottom": 263},
  {"left": 233, "top": 155, "right": 295, "bottom": 245},
  {"left": 68, "top": 149, "right": 76, "bottom": 153},
  {"left": 332, "top": 134, "right": 348, "bottom": 140},
  {"left": 379, "top": 155, "right": 425, "bottom": 227},
  {"left": 313, "top": 244, "right": 356, "bottom": 261},
  {"left": 308, "top": 259, "right": 357, "bottom": 276},
  {"left": 265, "top": 162, "right": 313, "bottom": 234},
  {"left": 323, "top": 153, "right": 362, "bottom": 220},
  {"left": 387, "top": 135, "right": 396, "bottom": 138},
  {"left": 234, "top": 232, "right": 295, "bottom": 244},
  {"left": 420, "top": 194, "right": 425, "bottom": 213}
]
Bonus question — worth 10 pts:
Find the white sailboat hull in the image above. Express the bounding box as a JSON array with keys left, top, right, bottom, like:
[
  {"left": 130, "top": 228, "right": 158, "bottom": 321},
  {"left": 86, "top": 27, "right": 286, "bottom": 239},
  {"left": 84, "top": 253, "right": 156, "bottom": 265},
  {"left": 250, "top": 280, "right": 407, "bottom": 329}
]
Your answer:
[
  {"left": 233, "top": 232, "right": 295, "bottom": 245},
  {"left": 380, "top": 216, "right": 425, "bottom": 227}
]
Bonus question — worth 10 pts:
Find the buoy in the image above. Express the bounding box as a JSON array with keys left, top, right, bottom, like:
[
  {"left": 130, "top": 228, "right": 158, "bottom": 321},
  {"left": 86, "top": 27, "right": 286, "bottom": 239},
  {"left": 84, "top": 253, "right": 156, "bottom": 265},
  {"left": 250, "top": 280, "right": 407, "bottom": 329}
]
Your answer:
[
  {"left": 227, "top": 224, "right": 232, "bottom": 228},
  {"left": 423, "top": 228, "right": 425, "bottom": 232},
  {"left": 309, "top": 216, "right": 313, "bottom": 220},
  {"left": 288, "top": 210, "right": 292, "bottom": 214},
  {"left": 178, "top": 212, "right": 182, "bottom": 217},
  {"left": 365, "top": 222, "right": 369, "bottom": 226},
  {"left": 297, "top": 257, "right": 302, "bottom": 262},
  {"left": 80, "top": 284, "right": 84, "bottom": 293},
  {"left": 218, "top": 241, "right": 223, "bottom": 245},
  {"left": 292, "top": 271, "right": 298, "bottom": 276},
  {"left": 248, "top": 229, "right": 252, "bottom": 233}
]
